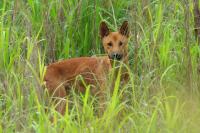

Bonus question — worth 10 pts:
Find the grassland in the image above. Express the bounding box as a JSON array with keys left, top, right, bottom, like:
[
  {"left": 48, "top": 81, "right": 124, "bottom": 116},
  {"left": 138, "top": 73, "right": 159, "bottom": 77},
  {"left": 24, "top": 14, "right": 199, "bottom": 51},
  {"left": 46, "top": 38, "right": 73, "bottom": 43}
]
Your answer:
[{"left": 0, "top": 0, "right": 200, "bottom": 132}]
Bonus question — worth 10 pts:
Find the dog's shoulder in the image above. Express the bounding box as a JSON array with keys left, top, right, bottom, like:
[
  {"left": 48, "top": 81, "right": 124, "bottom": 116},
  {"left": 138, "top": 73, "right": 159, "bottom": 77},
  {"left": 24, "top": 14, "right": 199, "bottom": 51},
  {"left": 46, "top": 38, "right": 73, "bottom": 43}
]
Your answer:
[{"left": 93, "top": 56, "right": 111, "bottom": 69}]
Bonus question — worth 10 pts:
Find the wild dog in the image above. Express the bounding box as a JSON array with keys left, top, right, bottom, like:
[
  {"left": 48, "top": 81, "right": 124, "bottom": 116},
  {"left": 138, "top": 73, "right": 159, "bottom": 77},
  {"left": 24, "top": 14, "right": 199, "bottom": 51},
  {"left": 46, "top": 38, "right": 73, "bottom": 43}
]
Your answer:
[
  {"left": 100, "top": 21, "right": 130, "bottom": 82},
  {"left": 44, "top": 21, "right": 130, "bottom": 115}
]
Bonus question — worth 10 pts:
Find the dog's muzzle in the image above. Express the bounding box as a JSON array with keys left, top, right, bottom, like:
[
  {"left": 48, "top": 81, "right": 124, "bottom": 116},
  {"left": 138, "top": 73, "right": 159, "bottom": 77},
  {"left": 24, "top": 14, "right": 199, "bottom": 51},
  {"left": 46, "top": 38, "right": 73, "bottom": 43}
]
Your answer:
[{"left": 109, "top": 53, "right": 123, "bottom": 61}]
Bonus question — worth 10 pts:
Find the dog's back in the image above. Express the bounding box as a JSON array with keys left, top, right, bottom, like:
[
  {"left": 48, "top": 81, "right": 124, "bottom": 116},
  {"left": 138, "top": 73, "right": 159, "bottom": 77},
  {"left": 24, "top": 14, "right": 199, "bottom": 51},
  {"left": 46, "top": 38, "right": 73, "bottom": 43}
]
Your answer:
[{"left": 44, "top": 56, "right": 111, "bottom": 93}]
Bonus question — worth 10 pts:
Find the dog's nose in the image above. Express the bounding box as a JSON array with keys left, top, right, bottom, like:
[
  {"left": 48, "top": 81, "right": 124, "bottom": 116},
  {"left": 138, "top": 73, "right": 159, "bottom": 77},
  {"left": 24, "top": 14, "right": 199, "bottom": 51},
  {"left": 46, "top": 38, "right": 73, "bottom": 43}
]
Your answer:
[{"left": 110, "top": 53, "right": 123, "bottom": 60}]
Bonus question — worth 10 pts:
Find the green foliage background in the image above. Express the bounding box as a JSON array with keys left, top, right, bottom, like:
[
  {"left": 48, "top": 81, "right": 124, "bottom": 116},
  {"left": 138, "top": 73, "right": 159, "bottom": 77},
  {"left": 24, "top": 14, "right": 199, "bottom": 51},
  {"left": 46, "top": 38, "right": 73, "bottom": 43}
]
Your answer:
[{"left": 0, "top": 0, "right": 200, "bottom": 132}]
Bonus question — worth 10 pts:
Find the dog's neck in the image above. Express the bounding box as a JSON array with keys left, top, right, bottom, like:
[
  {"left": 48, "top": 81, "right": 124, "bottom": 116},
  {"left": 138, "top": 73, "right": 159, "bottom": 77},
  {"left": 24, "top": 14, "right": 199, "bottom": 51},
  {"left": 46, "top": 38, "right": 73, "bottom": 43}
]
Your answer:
[{"left": 123, "top": 51, "right": 129, "bottom": 65}]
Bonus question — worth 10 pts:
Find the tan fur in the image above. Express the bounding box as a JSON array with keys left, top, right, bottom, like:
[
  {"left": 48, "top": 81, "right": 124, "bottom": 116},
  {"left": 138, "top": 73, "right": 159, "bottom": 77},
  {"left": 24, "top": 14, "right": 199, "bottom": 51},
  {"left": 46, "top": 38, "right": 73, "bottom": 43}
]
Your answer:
[{"left": 44, "top": 21, "right": 130, "bottom": 115}]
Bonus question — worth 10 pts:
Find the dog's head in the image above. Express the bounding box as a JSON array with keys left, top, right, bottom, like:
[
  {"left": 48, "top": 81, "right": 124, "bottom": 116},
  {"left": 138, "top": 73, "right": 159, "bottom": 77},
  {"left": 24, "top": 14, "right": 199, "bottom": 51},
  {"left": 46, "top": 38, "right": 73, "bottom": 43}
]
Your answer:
[{"left": 100, "top": 21, "right": 129, "bottom": 61}]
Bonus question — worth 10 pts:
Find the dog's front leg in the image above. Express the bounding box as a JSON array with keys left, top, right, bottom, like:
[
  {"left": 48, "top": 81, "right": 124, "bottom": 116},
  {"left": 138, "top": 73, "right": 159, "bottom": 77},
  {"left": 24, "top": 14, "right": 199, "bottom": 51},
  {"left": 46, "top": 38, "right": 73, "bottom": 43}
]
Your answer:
[
  {"left": 97, "top": 78, "right": 107, "bottom": 116},
  {"left": 49, "top": 82, "right": 67, "bottom": 116}
]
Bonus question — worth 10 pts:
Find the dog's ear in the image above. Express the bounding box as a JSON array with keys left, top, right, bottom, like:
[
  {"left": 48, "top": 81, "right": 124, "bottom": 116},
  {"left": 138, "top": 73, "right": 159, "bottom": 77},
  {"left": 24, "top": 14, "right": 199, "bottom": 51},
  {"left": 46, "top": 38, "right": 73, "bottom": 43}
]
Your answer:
[
  {"left": 100, "top": 21, "right": 110, "bottom": 39},
  {"left": 119, "top": 21, "right": 129, "bottom": 37}
]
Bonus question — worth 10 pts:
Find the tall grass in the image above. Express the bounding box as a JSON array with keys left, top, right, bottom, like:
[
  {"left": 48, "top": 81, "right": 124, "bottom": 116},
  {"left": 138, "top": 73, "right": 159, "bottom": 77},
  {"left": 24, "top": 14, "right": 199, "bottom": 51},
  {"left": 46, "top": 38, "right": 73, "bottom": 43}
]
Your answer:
[{"left": 0, "top": 0, "right": 200, "bottom": 132}]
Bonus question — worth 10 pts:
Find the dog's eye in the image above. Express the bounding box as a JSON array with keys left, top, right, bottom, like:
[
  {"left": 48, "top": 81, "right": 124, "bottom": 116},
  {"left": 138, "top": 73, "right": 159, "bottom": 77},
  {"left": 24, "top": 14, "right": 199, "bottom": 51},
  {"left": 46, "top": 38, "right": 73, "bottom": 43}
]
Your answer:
[
  {"left": 119, "top": 41, "right": 123, "bottom": 46},
  {"left": 108, "top": 42, "right": 112, "bottom": 47}
]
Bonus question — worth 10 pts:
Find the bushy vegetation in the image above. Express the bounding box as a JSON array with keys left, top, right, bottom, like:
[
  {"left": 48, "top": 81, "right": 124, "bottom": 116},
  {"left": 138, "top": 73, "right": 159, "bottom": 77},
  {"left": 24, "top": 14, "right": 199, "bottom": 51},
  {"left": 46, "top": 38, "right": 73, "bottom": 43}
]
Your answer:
[{"left": 0, "top": 0, "right": 200, "bottom": 132}]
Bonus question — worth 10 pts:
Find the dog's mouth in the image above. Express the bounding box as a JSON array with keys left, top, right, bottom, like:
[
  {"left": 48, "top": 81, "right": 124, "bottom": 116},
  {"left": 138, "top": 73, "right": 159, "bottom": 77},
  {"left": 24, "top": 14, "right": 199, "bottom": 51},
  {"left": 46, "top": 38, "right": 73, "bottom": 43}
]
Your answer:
[{"left": 108, "top": 54, "right": 123, "bottom": 61}]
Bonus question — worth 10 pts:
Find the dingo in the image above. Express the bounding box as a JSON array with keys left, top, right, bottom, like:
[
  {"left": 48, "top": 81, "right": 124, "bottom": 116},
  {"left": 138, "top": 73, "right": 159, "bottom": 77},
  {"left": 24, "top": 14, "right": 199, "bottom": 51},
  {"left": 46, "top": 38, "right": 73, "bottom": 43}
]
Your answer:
[{"left": 44, "top": 21, "right": 130, "bottom": 115}]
